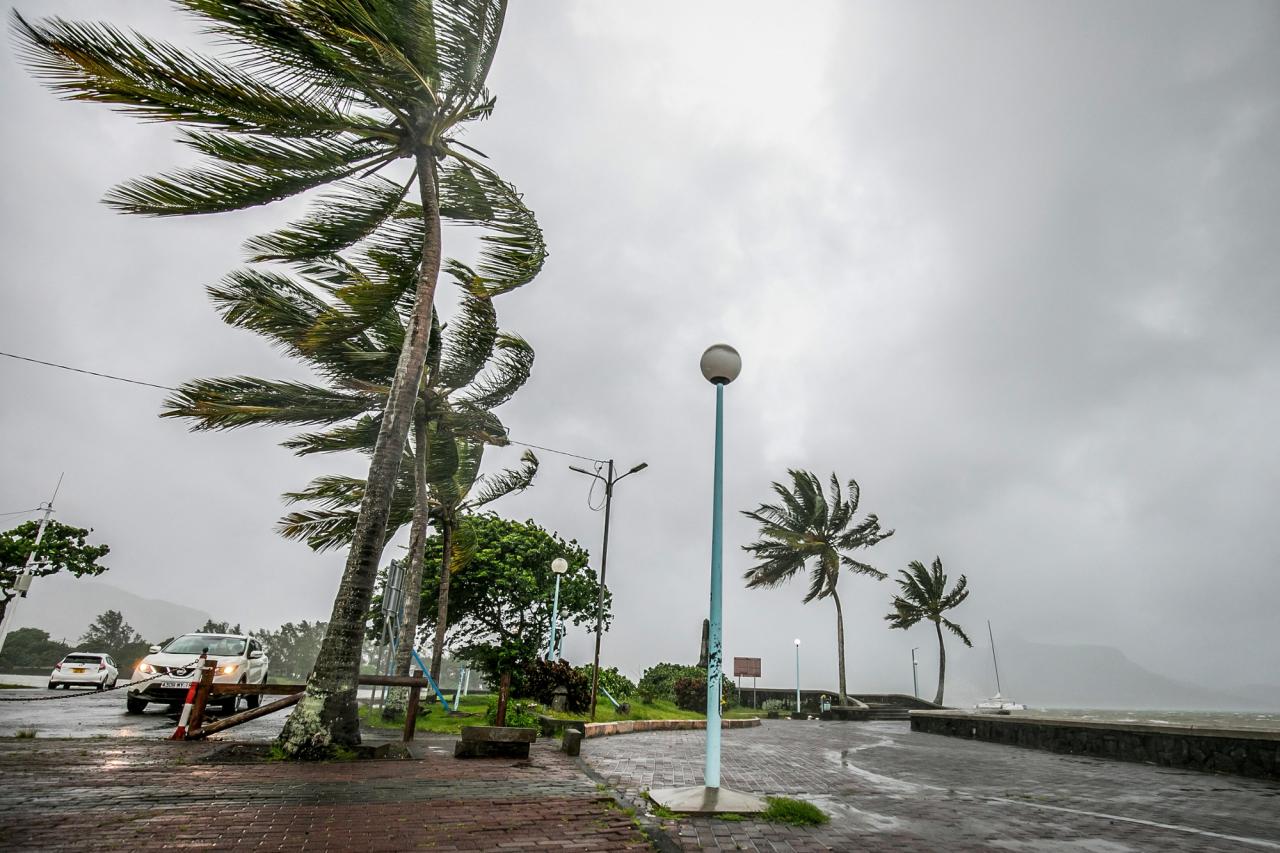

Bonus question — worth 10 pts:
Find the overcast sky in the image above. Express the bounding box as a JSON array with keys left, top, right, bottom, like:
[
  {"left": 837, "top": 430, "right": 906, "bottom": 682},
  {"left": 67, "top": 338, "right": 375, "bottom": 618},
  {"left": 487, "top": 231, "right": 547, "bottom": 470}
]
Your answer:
[{"left": 2, "top": 1, "right": 1277, "bottom": 696}]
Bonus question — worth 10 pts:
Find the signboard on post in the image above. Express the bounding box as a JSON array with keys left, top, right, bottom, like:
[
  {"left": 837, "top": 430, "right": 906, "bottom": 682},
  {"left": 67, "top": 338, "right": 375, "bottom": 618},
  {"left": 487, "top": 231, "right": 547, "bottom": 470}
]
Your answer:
[
  {"left": 733, "top": 657, "right": 762, "bottom": 709},
  {"left": 733, "top": 657, "right": 761, "bottom": 677}
]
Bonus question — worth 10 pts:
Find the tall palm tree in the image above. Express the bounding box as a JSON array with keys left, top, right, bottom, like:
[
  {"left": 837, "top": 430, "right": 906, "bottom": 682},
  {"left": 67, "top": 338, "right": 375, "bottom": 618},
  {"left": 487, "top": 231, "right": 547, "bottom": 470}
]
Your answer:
[
  {"left": 741, "top": 470, "right": 894, "bottom": 704},
  {"left": 164, "top": 255, "right": 535, "bottom": 698},
  {"left": 15, "top": 0, "right": 543, "bottom": 753},
  {"left": 884, "top": 557, "right": 972, "bottom": 706}
]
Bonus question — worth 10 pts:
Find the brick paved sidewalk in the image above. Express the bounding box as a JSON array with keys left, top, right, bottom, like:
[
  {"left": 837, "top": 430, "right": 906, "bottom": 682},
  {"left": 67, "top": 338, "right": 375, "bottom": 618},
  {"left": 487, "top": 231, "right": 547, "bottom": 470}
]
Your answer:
[
  {"left": 582, "top": 720, "right": 1280, "bottom": 852},
  {"left": 0, "top": 736, "right": 651, "bottom": 851}
]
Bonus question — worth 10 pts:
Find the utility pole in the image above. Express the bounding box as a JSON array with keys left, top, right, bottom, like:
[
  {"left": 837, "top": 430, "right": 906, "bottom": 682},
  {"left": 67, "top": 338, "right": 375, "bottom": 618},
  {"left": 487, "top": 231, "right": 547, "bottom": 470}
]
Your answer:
[
  {"left": 0, "top": 475, "right": 63, "bottom": 654},
  {"left": 570, "top": 459, "right": 647, "bottom": 721}
]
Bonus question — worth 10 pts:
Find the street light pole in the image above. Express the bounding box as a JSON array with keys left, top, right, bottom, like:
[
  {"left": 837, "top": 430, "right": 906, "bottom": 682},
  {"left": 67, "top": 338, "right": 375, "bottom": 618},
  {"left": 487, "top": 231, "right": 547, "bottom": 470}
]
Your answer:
[
  {"left": 546, "top": 558, "right": 569, "bottom": 660},
  {"left": 794, "top": 639, "right": 801, "bottom": 713},
  {"left": 700, "top": 343, "right": 740, "bottom": 792},
  {"left": 570, "top": 460, "right": 647, "bottom": 720},
  {"left": 648, "top": 344, "right": 761, "bottom": 815},
  {"left": 911, "top": 647, "right": 920, "bottom": 699}
]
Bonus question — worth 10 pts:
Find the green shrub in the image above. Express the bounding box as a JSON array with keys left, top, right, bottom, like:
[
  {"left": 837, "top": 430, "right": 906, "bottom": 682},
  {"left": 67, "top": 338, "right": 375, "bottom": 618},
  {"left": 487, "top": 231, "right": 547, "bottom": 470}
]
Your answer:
[
  {"left": 484, "top": 697, "right": 539, "bottom": 729},
  {"left": 637, "top": 662, "right": 704, "bottom": 703},
  {"left": 673, "top": 676, "right": 708, "bottom": 712},
  {"left": 576, "top": 665, "right": 636, "bottom": 700},
  {"left": 517, "top": 658, "right": 590, "bottom": 712},
  {"left": 761, "top": 699, "right": 789, "bottom": 713},
  {"left": 761, "top": 797, "right": 828, "bottom": 826}
]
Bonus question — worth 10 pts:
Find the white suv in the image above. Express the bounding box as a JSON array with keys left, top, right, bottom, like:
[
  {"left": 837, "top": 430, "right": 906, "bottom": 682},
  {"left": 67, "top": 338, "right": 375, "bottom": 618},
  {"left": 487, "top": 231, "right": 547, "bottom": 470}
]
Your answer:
[{"left": 126, "top": 633, "right": 269, "bottom": 715}]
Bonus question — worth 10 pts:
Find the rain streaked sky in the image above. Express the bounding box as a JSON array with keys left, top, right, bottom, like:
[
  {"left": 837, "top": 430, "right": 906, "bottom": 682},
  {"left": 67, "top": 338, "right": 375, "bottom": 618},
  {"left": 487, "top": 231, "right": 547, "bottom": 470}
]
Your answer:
[{"left": 2, "top": 1, "right": 1277, "bottom": 695}]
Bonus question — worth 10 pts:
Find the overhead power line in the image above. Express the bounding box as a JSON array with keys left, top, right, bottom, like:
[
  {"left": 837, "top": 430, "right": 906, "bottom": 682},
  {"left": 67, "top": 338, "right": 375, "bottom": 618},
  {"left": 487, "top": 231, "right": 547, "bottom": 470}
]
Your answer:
[
  {"left": 1, "top": 350, "right": 608, "bottom": 464},
  {"left": 1, "top": 351, "right": 176, "bottom": 391}
]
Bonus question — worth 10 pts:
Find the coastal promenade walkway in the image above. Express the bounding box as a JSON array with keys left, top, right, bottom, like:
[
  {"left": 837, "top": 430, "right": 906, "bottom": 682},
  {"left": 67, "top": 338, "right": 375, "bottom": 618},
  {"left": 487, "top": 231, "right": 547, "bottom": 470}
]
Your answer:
[
  {"left": 584, "top": 719, "right": 1280, "bottom": 851},
  {"left": 0, "top": 736, "right": 649, "bottom": 851}
]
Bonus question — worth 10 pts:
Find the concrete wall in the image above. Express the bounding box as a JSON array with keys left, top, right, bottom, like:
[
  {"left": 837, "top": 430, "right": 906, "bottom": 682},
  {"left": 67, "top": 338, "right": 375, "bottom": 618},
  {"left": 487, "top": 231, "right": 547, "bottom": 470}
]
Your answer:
[
  {"left": 583, "top": 717, "right": 761, "bottom": 739},
  {"left": 910, "top": 711, "right": 1280, "bottom": 781}
]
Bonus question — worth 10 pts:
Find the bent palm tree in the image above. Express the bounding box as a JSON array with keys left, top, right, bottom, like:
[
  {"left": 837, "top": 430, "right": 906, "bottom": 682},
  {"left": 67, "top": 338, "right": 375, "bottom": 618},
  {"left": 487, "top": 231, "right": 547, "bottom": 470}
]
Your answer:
[
  {"left": 742, "top": 470, "right": 893, "bottom": 704},
  {"left": 15, "top": 0, "right": 543, "bottom": 753},
  {"left": 884, "top": 557, "right": 972, "bottom": 705}
]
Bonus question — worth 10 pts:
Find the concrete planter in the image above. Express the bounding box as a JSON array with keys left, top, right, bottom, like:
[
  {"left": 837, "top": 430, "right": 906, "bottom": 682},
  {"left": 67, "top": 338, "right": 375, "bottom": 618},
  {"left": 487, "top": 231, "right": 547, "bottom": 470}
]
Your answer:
[{"left": 454, "top": 725, "right": 537, "bottom": 759}]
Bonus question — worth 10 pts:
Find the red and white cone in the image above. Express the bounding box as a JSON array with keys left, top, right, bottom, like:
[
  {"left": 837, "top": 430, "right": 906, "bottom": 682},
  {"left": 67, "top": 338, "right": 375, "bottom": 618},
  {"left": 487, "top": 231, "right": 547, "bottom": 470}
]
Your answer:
[{"left": 170, "top": 652, "right": 207, "bottom": 741}]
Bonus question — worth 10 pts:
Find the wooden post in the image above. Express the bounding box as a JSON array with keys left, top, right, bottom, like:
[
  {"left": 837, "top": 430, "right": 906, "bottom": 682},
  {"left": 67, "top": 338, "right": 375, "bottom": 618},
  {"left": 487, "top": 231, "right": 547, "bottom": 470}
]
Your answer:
[
  {"left": 186, "top": 661, "right": 217, "bottom": 738},
  {"left": 496, "top": 672, "right": 511, "bottom": 727},
  {"left": 190, "top": 692, "right": 302, "bottom": 739},
  {"left": 403, "top": 674, "right": 423, "bottom": 742}
]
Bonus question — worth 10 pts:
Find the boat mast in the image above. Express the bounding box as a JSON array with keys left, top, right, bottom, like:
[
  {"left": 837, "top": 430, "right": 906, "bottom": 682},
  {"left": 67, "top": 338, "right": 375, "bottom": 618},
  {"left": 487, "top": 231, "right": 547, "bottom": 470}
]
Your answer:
[{"left": 987, "top": 620, "right": 1003, "bottom": 697}]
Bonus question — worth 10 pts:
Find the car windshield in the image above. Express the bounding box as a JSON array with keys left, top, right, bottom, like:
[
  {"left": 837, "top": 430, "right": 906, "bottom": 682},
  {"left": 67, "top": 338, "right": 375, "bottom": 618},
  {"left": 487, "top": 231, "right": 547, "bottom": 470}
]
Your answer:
[
  {"left": 62, "top": 655, "right": 102, "bottom": 664},
  {"left": 162, "top": 635, "right": 247, "bottom": 656}
]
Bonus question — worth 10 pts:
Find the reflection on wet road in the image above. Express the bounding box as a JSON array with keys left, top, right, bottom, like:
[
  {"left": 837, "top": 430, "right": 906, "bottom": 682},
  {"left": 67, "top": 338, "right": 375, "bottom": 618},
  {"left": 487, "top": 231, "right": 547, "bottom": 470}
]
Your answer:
[{"left": 0, "top": 674, "right": 283, "bottom": 741}]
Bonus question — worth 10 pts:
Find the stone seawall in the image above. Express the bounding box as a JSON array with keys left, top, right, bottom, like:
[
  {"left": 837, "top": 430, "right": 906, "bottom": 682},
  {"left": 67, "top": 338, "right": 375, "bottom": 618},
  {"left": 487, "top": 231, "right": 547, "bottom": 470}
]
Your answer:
[
  {"left": 583, "top": 717, "right": 761, "bottom": 739},
  {"left": 910, "top": 710, "right": 1280, "bottom": 780}
]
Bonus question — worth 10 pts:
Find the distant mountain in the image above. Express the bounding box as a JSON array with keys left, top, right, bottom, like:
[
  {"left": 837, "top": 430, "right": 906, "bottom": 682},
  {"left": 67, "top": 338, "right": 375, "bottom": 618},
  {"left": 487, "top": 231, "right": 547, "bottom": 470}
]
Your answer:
[
  {"left": 941, "top": 637, "right": 1280, "bottom": 711},
  {"left": 8, "top": 575, "right": 213, "bottom": 645}
]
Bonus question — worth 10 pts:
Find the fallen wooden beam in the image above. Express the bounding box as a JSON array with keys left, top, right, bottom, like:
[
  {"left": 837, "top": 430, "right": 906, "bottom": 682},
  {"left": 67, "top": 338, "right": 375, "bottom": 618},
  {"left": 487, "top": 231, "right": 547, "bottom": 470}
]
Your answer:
[
  {"left": 210, "top": 683, "right": 306, "bottom": 696},
  {"left": 187, "top": 692, "right": 303, "bottom": 739}
]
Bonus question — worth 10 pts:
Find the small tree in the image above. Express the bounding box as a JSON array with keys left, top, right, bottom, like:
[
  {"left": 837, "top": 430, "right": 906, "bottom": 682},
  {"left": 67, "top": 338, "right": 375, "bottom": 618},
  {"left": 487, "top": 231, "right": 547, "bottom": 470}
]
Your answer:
[
  {"left": 79, "top": 610, "right": 150, "bottom": 665},
  {"left": 197, "top": 620, "right": 242, "bottom": 634},
  {"left": 884, "top": 557, "right": 972, "bottom": 705},
  {"left": 416, "top": 514, "right": 603, "bottom": 655},
  {"left": 1, "top": 520, "right": 110, "bottom": 633}
]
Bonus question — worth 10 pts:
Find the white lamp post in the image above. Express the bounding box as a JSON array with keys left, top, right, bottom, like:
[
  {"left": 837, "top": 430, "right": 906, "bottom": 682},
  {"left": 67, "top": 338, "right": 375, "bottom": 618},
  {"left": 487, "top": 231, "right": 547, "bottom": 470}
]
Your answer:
[
  {"left": 794, "top": 638, "right": 802, "bottom": 713},
  {"left": 546, "top": 557, "right": 569, "bottom": 660}
]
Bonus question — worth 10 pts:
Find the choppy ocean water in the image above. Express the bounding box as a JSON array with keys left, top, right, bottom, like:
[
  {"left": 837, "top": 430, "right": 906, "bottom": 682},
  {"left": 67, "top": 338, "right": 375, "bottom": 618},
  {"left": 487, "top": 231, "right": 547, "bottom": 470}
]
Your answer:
[{"left": 1014, "top": 708, "right": 1280, "bottom": 731}]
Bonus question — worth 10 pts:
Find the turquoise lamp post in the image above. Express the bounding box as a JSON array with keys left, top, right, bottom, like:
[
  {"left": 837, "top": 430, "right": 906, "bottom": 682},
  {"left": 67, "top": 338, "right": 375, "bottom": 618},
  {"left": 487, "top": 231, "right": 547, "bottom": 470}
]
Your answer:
[
  {"left": 649, "top": 344, "right": 762, "bottom": 814},
  {"left": 546, "top": 557, "right": 569, "bottom": 660}
]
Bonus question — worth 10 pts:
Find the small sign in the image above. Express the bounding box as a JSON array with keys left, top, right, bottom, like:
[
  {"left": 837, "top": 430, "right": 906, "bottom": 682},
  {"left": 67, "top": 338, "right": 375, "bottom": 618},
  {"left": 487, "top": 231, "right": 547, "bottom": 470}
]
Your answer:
[{"left": 733, "top": 657, "right": 761, "bottom": 678}]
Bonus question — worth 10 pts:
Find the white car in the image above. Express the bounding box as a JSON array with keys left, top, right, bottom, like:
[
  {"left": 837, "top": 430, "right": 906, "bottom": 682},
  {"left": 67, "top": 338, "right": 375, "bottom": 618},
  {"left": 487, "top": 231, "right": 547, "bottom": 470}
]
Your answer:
[
  {"left": 49, "top": 652, "right": 118, "bottom": 690},
  {"left": 126, "top": 633, "right": 269, "bottom": 715}
]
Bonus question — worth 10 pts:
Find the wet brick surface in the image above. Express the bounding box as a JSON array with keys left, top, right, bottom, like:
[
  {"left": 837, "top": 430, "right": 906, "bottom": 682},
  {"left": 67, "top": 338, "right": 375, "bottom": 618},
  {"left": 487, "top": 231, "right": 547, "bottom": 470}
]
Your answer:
[
  {"left": 582, "top": 719, "right": 1280, "bottom": 851},
  {"left": 0, "top": 736, "right": 650, "bottom": 851}
]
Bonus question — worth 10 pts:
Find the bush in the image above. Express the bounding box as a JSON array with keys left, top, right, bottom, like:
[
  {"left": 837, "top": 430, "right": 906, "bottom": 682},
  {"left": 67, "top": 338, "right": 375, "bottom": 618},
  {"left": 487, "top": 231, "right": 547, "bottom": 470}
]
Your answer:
[
  {"left": 637, "top": 662, "right": 705, "bottom": 703},
  {"left": 672, "top": 675, "right": 736, "bottom": 713},
  {"left": 575, "top": 665, "right": 636, "bottom": 701},
  {"left": 673, "top": 676, "right": 707, "bottom": 712},
  {"left": 761, "top": 699, "right": 789, "bottom": 713},
  {"left": 484, "top": 697, "right": 539, "bottom": 729},
  {"left": 516, "top": 658, "right": 590, "bottom": 713}
]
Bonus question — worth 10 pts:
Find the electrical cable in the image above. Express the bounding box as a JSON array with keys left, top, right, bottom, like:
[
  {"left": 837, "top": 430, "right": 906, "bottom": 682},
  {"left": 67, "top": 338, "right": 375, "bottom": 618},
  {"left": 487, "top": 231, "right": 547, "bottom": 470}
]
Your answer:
[{"left": 1, "top": 350, "right": 610, "bottom": 465}]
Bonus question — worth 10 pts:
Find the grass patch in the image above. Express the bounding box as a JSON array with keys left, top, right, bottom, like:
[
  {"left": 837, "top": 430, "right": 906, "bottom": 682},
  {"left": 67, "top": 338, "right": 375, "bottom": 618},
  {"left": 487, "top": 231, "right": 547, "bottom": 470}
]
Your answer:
[
  {"left": 0, "top": 683, "right": 29, "bottom": 690},
  {"left": 15, "top": 728, "right": 37, "bottom": 739},
  {"left": 357, "top": 694, "right": 491, "bottom": 736},
  {"left": 761, "top": 797, "right": 828, "bottom": 826},
  {"left": 540, "top": 698, "right": 763, "bottom": 724},
  {"left": 714, "top": 812, "right": 746, "bottom": 821}
]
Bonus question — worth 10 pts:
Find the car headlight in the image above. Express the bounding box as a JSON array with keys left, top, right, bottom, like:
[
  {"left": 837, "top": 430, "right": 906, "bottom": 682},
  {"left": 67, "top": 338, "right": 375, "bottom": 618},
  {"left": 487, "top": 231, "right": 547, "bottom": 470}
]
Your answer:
[
  {"left": 220, "top": 663, "right": 238, "bottom": 675},
  {"left": 138, "top": 663, "right": 155, "bottom": 674}
]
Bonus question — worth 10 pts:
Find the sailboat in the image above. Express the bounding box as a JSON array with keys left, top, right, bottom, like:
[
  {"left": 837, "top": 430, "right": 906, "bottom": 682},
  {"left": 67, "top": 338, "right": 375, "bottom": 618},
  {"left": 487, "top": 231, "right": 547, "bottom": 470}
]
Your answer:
[{"left": 975, "top": 621, "right": 1026, "bottom": 713}]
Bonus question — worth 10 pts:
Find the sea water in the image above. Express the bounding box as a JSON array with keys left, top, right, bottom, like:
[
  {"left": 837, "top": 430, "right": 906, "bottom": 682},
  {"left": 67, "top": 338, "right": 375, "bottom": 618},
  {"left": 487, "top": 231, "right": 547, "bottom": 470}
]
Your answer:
[{"left": 1015, "top": 708, "right": 1280, "bottom": 732}]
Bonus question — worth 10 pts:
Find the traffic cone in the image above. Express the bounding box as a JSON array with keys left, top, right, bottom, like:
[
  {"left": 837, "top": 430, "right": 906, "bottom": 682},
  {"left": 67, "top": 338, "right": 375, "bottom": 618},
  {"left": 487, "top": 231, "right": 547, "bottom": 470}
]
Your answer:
[{"left": 170, "top": 652, "right": 207, "bottom": 741}]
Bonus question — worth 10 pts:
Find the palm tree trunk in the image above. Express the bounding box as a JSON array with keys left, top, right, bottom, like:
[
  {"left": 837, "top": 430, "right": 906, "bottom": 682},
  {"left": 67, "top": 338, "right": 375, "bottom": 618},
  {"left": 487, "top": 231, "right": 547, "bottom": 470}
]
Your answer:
[
  {"left": 278, "top": 154, "right": 443, "bottom": 757},
  {"left": 383, "top": 406, "right": 433, "bottom": 719},
  {"left": 933, "top": 619, "right": 946, "bottom": 706},
  {"left": 428, "top": 514, "right": 454, "bottom": 681},
  {"left": 831, "top": 586, "right": 848, "bottom": 705}
]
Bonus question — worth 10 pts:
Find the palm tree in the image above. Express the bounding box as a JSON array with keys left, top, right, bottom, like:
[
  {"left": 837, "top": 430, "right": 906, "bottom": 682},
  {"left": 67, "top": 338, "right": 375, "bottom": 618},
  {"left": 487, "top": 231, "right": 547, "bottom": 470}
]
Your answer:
[
  {"left": 15, "top": 0, "right": 542, "bottom": 753},
  {"left": 741, "top": 470, "right": 894, "bottom": 704},
  {"left": 163, "top": 256, "right": 534, "bottom": 699},
  {"left": 884, "top": 557, "right": 972, "bottom": 706}
]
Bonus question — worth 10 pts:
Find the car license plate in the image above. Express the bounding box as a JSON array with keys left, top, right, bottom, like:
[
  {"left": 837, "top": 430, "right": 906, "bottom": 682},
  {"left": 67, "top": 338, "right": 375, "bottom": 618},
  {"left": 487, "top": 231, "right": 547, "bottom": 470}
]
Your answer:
[
  {"left": 161, "top": 679, "right": 192, "bottom": 690},
  {"left": 72, "top": 668, "right": 86, "bottom": 674}
]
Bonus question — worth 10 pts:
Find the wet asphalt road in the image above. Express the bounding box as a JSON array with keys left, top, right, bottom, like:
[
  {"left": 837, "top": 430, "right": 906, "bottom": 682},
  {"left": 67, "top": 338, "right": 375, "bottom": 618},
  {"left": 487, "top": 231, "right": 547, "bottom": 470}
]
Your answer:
[{"left": 0, "top": 673, "right": 283, "bottom": 740}]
